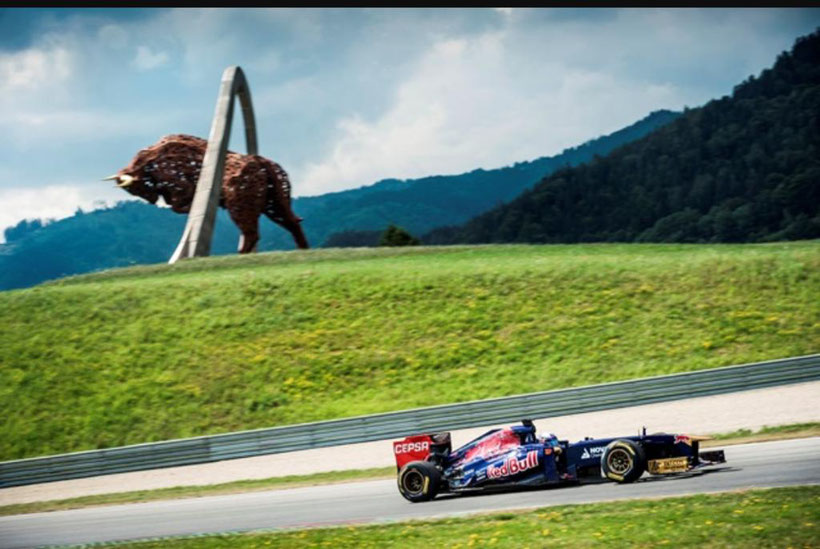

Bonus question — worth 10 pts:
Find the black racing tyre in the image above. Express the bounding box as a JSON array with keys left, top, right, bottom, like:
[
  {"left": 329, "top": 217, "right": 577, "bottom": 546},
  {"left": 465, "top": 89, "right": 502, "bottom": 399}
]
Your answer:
[
  {"left": 397, "top": 461, "right": 441, "bottom": 502},
  {"left": 601, "top": 439, "right": 646, "bottom": 483}
]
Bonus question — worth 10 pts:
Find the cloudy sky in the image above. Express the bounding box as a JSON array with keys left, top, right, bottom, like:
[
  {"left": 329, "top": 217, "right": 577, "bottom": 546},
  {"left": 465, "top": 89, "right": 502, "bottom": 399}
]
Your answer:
[{"left": 0, "top": 7, "right": 818, "bottom": 240}]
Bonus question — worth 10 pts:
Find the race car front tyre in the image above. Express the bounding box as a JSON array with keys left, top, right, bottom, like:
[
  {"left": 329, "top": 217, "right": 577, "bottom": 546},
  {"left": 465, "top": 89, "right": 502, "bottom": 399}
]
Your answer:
[
  {"left": 601, "top": 439, "right": 646, "bottom": 483},
  {"left": 398, "top": 461, "right": 441, "bottom": 502}
]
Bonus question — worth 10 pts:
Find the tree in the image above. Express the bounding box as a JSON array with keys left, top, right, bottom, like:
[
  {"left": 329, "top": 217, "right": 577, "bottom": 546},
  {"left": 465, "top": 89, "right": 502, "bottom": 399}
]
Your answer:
[
  {"left": 3, "top": 219, "right": 46, "bottom": 243},
  {"left": 323, "top": 229, "right": 381, "bottom": 248},
  {"left": 379, "top": 224, "right": 420, "bottom": 246}
]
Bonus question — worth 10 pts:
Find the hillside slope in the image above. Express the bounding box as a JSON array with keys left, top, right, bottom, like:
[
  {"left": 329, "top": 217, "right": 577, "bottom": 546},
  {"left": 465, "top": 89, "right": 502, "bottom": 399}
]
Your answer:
[
  {"left": 426, "top": 30, "right": 820, "bottom": 245},
  {"left": 0, "top": 110, "right": 678, "bottom": 291},
  {"left": 1, "top": 241, "right": 817, "bottom": 459}
]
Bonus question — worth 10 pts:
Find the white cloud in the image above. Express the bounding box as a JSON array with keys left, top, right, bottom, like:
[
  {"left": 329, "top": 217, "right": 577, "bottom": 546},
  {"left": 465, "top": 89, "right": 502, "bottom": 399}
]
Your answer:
[
  {"left": 0, "top": 183, "right": 134, "bottom": 243},
  {"left": 293, "top": 8, "right": 820, "bottom": 197},
  {"left": 295, "top": 23, "right": 689, "bottom": 196},
  {"left": 132, "top": 45, "right": 170, "bottom": 70},
  {"left": 0, "top": 45, "right": 72, "bottom": 93}
]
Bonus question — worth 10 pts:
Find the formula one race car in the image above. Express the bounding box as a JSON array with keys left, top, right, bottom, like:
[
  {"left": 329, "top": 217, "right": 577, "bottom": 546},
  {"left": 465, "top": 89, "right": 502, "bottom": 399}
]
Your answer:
[{"left": 393, "top": 420, "right": 726, "bottom": 502}]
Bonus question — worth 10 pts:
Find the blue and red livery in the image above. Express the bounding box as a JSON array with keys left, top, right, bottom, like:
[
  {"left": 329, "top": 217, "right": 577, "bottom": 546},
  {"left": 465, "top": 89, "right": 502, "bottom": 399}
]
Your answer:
[{"left": 393, "top": 419, "right": 726, "bottom": 502}]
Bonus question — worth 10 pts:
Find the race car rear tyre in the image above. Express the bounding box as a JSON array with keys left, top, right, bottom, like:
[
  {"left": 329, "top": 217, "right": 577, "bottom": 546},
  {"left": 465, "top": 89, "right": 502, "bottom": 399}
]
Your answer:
[
  {"left": 398, "top": 461, "right": 441, "bottom": 502},
  {"left": 601, "top": 439, "right": 646, "bottom": 483}
]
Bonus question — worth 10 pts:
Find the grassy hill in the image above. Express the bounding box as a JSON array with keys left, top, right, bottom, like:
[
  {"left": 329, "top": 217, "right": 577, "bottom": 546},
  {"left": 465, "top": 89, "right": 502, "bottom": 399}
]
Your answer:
[{"left": 1, "top": 242, "right": 818, "bottom": 460}]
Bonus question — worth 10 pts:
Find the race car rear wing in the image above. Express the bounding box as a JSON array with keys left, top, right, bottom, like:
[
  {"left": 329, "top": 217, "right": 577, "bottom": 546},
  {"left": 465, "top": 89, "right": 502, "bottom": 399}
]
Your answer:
[{"left": 393, "top": 432, "right": 452, "bottom": 471}]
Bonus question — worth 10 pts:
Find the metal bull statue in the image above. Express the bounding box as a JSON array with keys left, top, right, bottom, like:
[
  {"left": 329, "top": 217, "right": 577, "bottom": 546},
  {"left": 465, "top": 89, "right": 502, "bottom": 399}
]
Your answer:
[{"left": 105, "top": 134, "right": 309, "bottom": 253}]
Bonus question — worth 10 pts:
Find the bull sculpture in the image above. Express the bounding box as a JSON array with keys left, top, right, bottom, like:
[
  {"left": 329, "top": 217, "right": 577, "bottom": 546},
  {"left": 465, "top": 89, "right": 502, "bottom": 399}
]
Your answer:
[{"left": 105, "top": 134, "right": 309, "bottom": 253}]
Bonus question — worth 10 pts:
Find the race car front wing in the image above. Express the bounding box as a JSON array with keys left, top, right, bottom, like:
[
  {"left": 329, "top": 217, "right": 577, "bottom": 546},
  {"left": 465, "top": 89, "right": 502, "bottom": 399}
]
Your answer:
[{"left": 647, "top": 449, "right": 726, "bottom": 474}]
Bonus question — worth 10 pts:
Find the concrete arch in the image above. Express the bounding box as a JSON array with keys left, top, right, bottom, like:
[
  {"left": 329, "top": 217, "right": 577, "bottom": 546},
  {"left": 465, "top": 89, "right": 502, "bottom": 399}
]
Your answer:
[{"left": 169, "top": 66, "right": 259, "bottom": 264}]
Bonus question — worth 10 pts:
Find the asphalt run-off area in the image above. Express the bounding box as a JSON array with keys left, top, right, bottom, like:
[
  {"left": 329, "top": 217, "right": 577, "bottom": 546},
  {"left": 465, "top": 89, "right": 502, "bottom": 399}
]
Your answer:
[{"left": 1, "top": 437, "right": 818, "bottom": 548}]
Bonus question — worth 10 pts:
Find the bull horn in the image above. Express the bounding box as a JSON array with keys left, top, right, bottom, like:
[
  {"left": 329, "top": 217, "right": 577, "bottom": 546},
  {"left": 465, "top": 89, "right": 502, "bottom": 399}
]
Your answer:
[
  {"left": 116, "top": 174, "right": 136, "bottom": 188},
  {"left": 102, "top": 173, "right": 136, "bottom": 187}
]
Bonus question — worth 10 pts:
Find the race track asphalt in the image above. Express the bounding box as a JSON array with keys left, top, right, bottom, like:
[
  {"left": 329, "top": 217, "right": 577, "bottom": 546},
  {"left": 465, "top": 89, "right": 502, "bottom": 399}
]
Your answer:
[{"left": 1, "top": 437, "right": 818, "bottom": 548}]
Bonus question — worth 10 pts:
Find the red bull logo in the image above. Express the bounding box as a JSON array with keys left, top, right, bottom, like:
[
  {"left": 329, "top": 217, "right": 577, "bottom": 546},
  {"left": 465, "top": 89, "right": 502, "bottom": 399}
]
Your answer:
[
  {"left": 674, "top": 435, "right": 691, "bottom": 445},
  {"left": 487, "top": 451, "right": 539, "bottom": 479}
]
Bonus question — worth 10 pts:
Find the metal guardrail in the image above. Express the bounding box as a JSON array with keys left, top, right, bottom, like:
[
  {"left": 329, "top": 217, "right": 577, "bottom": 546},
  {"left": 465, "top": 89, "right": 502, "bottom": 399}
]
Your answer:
[{"left": 1, "top": 354, "right": 818, "bottom": 488}]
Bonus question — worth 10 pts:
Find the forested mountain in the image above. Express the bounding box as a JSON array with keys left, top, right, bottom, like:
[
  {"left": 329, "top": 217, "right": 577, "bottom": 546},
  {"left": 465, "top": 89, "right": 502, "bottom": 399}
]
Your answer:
[
  {"left": 301, "top": 108, "right": 679, "bottom": 248},
  {"left": 426, "top": 30, "right": 820, "bottom": 245},
  {"left": 0, "top": 109, "right": 678, "bottom": 291}
]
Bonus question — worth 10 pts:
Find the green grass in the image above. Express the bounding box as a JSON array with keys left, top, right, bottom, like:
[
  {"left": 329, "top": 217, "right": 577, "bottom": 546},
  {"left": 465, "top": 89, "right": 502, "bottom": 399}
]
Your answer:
[
  {"left": 96, "top": 486, "right": 820, "bottom": 548},
  {"left": 0, "top": 423, "right": 816, "bottom": 519},
  {"left": 1, "top": 242, "right": 818, "bottom": 460},
  {"left": 709, "top": 422, "right": 820, "bottom": 443}
]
